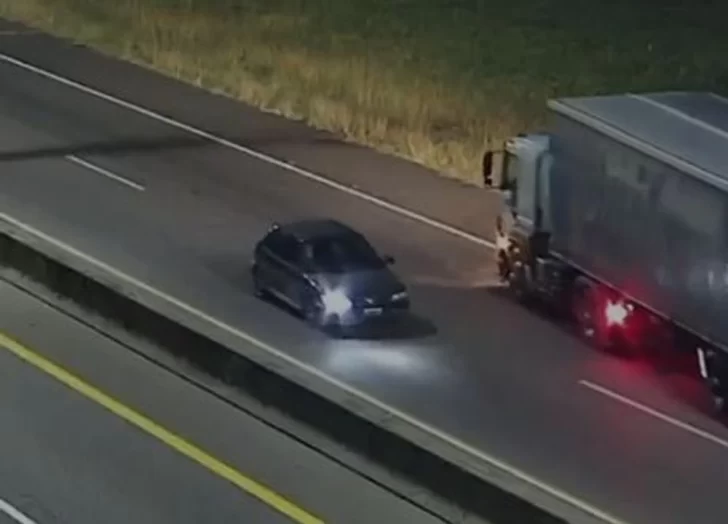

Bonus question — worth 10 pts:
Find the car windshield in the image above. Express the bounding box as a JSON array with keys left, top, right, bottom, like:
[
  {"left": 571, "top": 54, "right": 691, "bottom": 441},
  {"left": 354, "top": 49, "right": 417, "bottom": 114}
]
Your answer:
[{"left": 308, "top": 234, "right": 384, "bottom": 273}]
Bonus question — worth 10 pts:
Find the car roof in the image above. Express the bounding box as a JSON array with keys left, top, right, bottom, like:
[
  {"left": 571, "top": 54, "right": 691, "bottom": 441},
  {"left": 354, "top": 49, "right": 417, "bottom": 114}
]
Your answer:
[{"left": 276, "top": 219, "right": 361, "bottom": 242}]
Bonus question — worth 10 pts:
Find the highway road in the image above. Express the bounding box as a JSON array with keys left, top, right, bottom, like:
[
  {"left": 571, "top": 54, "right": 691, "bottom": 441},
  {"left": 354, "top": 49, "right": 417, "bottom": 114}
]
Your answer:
[
  {"left": 0, "top": 16, "right": 727, "bottom": 524},
  {"left": 0, "top": 277, "right": 446, "bottom": 524}
]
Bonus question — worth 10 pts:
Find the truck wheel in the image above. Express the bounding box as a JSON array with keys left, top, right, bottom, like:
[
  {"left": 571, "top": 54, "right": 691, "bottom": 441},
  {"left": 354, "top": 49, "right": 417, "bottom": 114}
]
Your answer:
[
  {"left": 507, "top": 263, "right": 530, "bottom": 303},
  {"left": 709, "top": 390, "right": 728, "bottom": 419},
  {"left": 572, "top": 285, "right": 598, "bottom": 343},
  {"left": 572, "top": 283, "right": 619, "bottom": 355},
  {"left": 496, "top": 250, "right": 510, "bottom": 282},
  {"left": 713, "top": 394, "right": 726, "bottom": 414}
]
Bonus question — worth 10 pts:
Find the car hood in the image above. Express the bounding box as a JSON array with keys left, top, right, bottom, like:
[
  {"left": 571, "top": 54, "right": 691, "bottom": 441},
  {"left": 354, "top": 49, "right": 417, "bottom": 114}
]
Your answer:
[{"left": 314, "top": 268, "right": 405, "bottom": 303}]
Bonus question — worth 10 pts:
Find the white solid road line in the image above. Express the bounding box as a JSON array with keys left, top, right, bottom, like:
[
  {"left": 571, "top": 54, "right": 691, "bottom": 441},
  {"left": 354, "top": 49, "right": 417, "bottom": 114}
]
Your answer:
[
  {"left": 66, "top": 155, "right": 145, "bottom": 191},
  {"left": 0, "top": 212, "right": 628, "bottom": 524},
  {"left": 0, "top": 498, "right": 38, "bottom": 524},
  {"left": 580, "top": 380, "right": 728, "bottom": 450},
  {"left": 0, "top": 52, "right": 494, "bottom": 249}
]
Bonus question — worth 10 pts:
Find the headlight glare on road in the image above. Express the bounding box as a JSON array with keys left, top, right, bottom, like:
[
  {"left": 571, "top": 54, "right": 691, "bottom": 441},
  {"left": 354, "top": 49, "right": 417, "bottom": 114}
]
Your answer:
[{"left": 321, "top": 288, "right": 352, "bottom": 316}]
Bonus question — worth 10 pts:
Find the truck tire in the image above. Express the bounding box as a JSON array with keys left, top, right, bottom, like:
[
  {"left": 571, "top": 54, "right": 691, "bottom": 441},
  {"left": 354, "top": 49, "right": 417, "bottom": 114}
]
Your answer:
[
  {"left": 697, "top": 348, "right": 728, "bottom": 418},
  {"left": 571, "top": 280, "right": 623, "bottom": 355},
  {"left": 572, "top": 283, "right": 599, "bottom": 344},
  {"left": 507, "top": 262, "right": 530, "bottom": 303},
  {"left": 708, "top": 381, "right": 728, "bottom": 419},
  {"left": 496, "top": 250, "right": 510, "bottom": 282},
  {"left": 712, "top": 394, "right": 728, "bottom": 417}
]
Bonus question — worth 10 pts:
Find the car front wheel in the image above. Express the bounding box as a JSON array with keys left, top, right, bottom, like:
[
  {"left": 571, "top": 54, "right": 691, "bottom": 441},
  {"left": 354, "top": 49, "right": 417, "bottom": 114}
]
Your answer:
[{"left": 302, "top": 291, "right": 325, "bottom": 326}]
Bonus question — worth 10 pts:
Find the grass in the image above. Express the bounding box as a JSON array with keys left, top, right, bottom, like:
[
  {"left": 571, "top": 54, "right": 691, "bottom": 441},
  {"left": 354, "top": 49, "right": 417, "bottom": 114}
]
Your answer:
[{"left": 1, "top": 0, "right": 727, "bottom": 185}]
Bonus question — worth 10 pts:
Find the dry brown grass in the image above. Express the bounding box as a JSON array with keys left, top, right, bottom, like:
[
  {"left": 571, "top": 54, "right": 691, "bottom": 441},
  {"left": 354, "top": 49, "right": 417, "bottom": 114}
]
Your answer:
[{"left": 1, "top": 0, "right": 727, "bottom": 186}]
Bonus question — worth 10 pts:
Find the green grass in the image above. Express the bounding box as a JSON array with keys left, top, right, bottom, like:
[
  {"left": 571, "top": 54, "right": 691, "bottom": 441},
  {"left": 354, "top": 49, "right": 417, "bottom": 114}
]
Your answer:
[{"left": 1, "top": 0, "right": 727, "bottom": 185}]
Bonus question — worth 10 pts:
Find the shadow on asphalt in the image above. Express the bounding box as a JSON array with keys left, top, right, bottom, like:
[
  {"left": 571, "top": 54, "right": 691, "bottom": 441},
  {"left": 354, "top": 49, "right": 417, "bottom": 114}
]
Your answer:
[
  {"left": 256, "top": 290, "right": 437, "bottom": 341},
  {"left": 331, "top": 313, "right": 437, "bottom": 341},
  {"left": 0, "top": 135, "right": 210, "bottom": 162}
]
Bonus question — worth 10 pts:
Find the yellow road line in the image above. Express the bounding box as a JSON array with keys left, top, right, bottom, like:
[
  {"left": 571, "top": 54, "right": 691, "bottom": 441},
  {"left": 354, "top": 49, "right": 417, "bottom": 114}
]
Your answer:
[{"left": 0, "top": 332, "right": 324, "bottom": 524}]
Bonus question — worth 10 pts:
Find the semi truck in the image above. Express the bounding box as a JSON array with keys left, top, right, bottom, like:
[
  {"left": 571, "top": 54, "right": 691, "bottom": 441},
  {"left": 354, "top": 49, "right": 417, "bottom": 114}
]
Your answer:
[{"left": 483, "top": 91, "right": 728, "bottom": 414}]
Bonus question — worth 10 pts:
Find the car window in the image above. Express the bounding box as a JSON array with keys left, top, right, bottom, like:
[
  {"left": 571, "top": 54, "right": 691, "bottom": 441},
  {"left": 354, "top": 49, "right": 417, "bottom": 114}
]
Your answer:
[
  {"left": 308, "top": 234, "right": 384, "bottom": 273},
  {"left": 263, "top": 231, "right": 298, "bottom": 263}
]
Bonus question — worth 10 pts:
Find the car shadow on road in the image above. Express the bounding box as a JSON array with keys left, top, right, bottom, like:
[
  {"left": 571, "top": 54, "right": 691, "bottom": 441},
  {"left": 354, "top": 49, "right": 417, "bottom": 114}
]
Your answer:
[
  {"left": 258, "top": 290, "right": 437, "bottom": 341},
  {"left": 335, "top": 314, "right": 437, "bottom": 341}
]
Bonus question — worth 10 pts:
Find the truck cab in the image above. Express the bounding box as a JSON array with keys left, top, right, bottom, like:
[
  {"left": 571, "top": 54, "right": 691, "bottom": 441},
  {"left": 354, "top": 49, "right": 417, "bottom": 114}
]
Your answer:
[
  {"left": 482, "top": 92, "right": 728, "bottom": 417},
  {"left": 485, "top": 134, "right": 557, "bottom": 295},
  {"left": 490, "top": 134, "right": 553, "bottom": 234}
]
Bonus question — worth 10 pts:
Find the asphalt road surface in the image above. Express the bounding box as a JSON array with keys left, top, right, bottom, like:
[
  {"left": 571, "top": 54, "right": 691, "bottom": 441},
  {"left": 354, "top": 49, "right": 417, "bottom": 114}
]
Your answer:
[
  {"left": 0, "top": 17, "right": 727, "bottom": 524},
  {"left": 0, "top": 277, "right": 447, "bottom": 524}
]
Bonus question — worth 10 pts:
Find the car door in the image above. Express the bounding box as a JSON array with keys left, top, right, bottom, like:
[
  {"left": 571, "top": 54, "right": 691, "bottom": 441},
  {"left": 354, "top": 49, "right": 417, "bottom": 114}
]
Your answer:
[
  {"left": 290, "top": 240, "right": 319, "bottom": 308},
  {"left": 257, "top": 230, "right": 299, "bottom": 306}
]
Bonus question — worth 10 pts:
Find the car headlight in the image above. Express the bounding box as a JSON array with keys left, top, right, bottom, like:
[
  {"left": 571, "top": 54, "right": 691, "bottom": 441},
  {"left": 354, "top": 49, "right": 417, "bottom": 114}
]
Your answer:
[
  {"left": 391, "top": 290, "right": 408, "bottom": 301},
  {"left": 321, "top": 289, "right": 352, "bottom": 315}
]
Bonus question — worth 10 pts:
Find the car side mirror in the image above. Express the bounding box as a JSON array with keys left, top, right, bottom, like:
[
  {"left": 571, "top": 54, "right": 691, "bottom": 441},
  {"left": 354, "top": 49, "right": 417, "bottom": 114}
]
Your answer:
[{"left": 383, "top": 255, "right": 395, "bottom": 265}]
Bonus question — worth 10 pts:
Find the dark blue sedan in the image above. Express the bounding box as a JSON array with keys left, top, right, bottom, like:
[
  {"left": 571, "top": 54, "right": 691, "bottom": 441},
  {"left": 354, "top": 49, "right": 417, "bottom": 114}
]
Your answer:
[{"left": 251, "top": 219, "right": 409, "bottom": 334}]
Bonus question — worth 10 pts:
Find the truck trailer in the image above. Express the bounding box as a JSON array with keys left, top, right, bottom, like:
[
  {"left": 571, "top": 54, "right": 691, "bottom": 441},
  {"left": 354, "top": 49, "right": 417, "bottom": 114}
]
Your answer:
[{"left": 483, "top": 91, "right": 728, "bottom": 414}]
